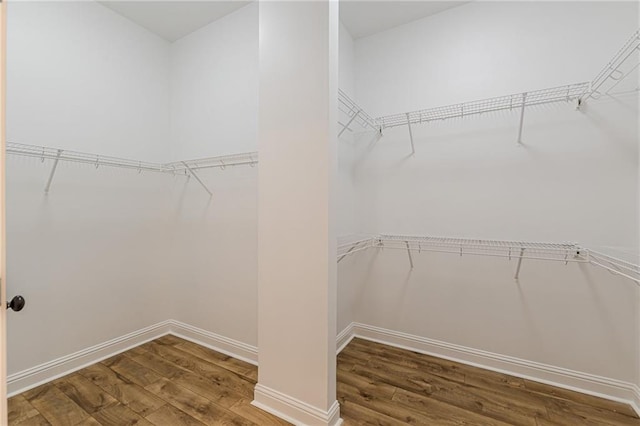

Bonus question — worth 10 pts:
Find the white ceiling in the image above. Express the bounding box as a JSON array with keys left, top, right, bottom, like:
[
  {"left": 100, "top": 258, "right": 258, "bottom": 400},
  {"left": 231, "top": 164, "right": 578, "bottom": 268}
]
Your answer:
[
  {"left": 98, "top": 1, "right": 469, "bottom": 43},
  {"left": 98, "top": 1, "right": 251, "bottom": 42},
  {"left": 340, "top": 1, "right": 469, "bottom": 39}
]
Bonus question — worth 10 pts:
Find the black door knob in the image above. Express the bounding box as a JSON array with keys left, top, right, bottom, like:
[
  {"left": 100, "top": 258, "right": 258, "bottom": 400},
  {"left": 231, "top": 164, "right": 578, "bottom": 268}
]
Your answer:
[{"left": 7, "top": 295, "right": 25, "bottom": 312}]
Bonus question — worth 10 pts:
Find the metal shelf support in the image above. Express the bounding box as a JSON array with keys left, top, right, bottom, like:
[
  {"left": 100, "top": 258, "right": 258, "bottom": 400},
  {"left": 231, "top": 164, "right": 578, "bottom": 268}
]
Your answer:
[
  {"left": 181, "top": 161, "right": 213, "bottom": 197},
  {"left": 339, "top": 109, "right": 361, "bottom": 137},
  {"left": 514, "top": 248, "right": 525, "bottom": 279},
  {"left": 517, "top": 93, "right": 527, "bottom": 145},
  {"left": 44, "top": 149, "right": 63, "bottom": 194},
  {"left": 405, "top": 241, "right": 414, "bottom": 268},
  {"left": 406, "top": 113, "right": 416, "bottom": 155}
]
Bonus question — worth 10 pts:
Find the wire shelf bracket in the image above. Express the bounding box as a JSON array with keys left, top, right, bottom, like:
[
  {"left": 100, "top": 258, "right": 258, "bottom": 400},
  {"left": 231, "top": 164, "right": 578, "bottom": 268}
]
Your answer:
[
  {"left": 338, "top": 89, "right": 382, "bottom": 136},
  {"left": 44, "top": 149, "right": 63, "bottom": 193},
  {"left": 516, "top": 93, "right": 527, "bottom": 145},
  {"left": 406, "top": 114, "right": 415, "bottom": 155},
  {"left": 181, "top": 161, "right": 212, "bottom": 197},
  {"left": 514, "top": 248, "right": 526, "bottom": 279}
]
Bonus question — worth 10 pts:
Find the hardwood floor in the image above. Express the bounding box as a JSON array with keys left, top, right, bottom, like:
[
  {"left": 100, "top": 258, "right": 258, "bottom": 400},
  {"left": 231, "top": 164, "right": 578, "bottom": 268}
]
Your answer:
[
  {"left": 9, "top": 335, "right": 288, "bottom": 426},
  {"left": 338, "top": 338, "right": 640, "bottom": 425},
  {"left": 8, "top": 335, "right": 640, "bottom": 425}
]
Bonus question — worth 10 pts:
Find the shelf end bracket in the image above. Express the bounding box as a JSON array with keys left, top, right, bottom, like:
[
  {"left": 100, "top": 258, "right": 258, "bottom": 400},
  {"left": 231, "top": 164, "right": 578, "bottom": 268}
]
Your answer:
[
  {"left": 339, "top": 109, "right": 361, "bottom": 137},
  {"left": 517, "top": 92, "right": 527, "bottom": 145},
  {"left": 406, "top": 113, "right": 415, "bottom": 155},
  {"left": 405, "top": 241, "right": 414, "bottom": 269},
  {"left": 514, "top": 248, "right": 525, "bottom": 279},
  {"left": 44, "top": 149, "right": 63, "bottom": 193},
  {"left": 181, "top": 161, "right": 213, "bottom": 197}
]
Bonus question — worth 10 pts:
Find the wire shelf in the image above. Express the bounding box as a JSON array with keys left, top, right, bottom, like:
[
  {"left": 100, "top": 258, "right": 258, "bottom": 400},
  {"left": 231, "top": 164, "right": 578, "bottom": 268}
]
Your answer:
[
  {"left": 7, "top": 142, "right": 259, "bottom": 174},
  {"left": 7, "top": 142, "right": 165, "bottom": 173},
  {"left": 589, "top": 250, "right": 640, "bottom": 284},
  {"left": 166, "top": 152, "right": 258, "bottom": 173},
  {"left": 581, "top": 29, "right": 640, "bottom": 101},
  {"left": 337, "top": 234, "right": 640, "bottom": 284},
  {"left": 377, "top": 82, "right": 590, "bottom": 129},
  {"left": 338, "top": 89, "right": 382, "bottom": 134},
  {"left": 7, "top": 142, "right": 259, "bottom": 195},
  {"left": 378, "top": 234, "right": 587, "bottom": 263},
  {"left": 337, "top": 236, "right": 379, "bottom": 262}
]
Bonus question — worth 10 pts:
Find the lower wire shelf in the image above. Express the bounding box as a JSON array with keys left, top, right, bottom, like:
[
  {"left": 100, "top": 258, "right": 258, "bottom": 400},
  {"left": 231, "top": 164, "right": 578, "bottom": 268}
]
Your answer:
[{"left": 337, "top": 234, "right": 639, "bottom": 284}]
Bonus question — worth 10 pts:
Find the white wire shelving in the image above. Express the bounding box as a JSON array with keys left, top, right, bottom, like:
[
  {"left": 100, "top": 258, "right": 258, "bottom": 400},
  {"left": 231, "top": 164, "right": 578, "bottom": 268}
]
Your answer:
[
  {"left": 7, "top": 142, "right": 259, "bottom": 195},
  {"left": 589, "top": 250, "right": 640, "bottom": 284},
  {"left": 165, "top": 152, "right": 258, "bottom": 173},
  {"left": 337, "top": 234, "right": 640, "bottom": 285},
  {"left": 338, "top": 89, "right": 382, "bottom": 137},
  {"left": 377, "top": 83, "right": 589, "bottom": 130},
  {"left": 339, "top": 28, "right": 640, "bottom": 153},
  {"left": 337, "top": 235, "right": 379, "bottom": 262},
  {"left": 580, "top": 29, "right": 640, "bottom": 102},
  {"left": 9, "top": 90, "right": 373, "bottom": 193}
]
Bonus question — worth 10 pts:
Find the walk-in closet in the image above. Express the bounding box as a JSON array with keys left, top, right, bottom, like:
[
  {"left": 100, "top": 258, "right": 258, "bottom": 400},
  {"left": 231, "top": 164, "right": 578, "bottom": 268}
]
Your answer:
[{"left": 1, "top": 1, "right": 639, "bottom": 425}]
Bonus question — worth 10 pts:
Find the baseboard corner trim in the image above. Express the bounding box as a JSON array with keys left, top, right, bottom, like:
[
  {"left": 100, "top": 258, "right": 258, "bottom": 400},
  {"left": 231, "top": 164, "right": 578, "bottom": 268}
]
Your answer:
[
  {"left": 350, "top": 322, "right": 638, "bottom": 411},
  {"left": 168, "top": 320, "right": 258, "bottom": 366},
  {"left": 336, "top": 322, "right": 355, "bottom": 354},
  {"left": 253, "top": 383, "right": 342, "bottom": 426},
  {"left": 7, "top": 320, "right": 173, "bottom": 397},
  {"left": 630, "top": 384, "right": 640, "bottom": 417}
]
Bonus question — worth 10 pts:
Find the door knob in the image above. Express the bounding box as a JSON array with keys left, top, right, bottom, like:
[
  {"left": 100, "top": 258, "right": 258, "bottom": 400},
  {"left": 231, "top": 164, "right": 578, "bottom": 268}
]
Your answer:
[{"left": 7, "top": 295, "right": 25, "bottom": 312}]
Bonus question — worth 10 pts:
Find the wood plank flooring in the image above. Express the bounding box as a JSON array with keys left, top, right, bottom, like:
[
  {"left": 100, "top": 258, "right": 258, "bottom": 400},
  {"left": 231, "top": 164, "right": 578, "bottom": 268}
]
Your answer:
[
  {"left": 338, "top": 338, "right": 640, "bottom": 425},
  {"left": 9, "top": 335, "right": 287, "bottom": 426},
  {"left": 9, "top": 335, "right": 640, "bottom": 425}
]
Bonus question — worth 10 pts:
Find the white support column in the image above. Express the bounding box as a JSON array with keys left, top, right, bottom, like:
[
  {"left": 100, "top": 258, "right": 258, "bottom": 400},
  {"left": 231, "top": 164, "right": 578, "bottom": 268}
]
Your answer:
[{"left": 254, "top": 2, "right": 341, "bottom": 426}]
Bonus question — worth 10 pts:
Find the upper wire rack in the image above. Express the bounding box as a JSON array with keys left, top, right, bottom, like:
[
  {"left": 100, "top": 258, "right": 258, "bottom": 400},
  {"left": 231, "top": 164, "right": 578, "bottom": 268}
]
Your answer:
[{"left": 377, "top": 82, "right": 590, "bottom": 129}]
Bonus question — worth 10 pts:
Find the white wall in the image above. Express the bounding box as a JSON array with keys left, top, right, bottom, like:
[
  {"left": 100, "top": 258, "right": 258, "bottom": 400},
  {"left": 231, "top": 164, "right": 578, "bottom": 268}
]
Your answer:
[
  {"left": 5, "top": 1, "right": 176, "bottom": 375},
  {"left": 169, "top": 2, "right": 258, "bottom": 160},
  {"left": 5, "top": 0, "right": 263, "bottom": 380},
  {"left": 167, "top": 165, "right": 258, "bottom": 346},
  {"left": 167, "top": 3, "right": 259, "bottom": 346},
  {"left": 340, "top": 0, "right": 640, "bottom": 388},
  {"left": 7, "top": 2, "right": 176, "bottom": 374},
  {"left": 337, "top": 22, "right": 358, "bottom": 334},
  {"left": 7, "top": 1, "right": 171, "bottom": 162}
]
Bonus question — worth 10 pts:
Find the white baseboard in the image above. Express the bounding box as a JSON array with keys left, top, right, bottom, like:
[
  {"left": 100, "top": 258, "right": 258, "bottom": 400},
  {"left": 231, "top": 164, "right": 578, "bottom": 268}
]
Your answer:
[
  {"left": 168, "top": 320, "right": 258, "bottom": 366},
  {"left": 253, "top": 383, "right": 342, "bottom": 426},
  {"left": 343, "top": 322, "right": 640, "bottom": 417},
  {"left": 336, "top": 323, "right": 355, "bottom": 354},
  {"left": 7, "top": 320, "right": 173, "bottom": 396},
  {"left": 632, "top": 385, "right": 640, "bottom": 416},
  {"left": 7, "top": 319, "right": 259, "bottom": 397},
  {"left": 9, "top": 317, "right": 638, "bottom": 421}
]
